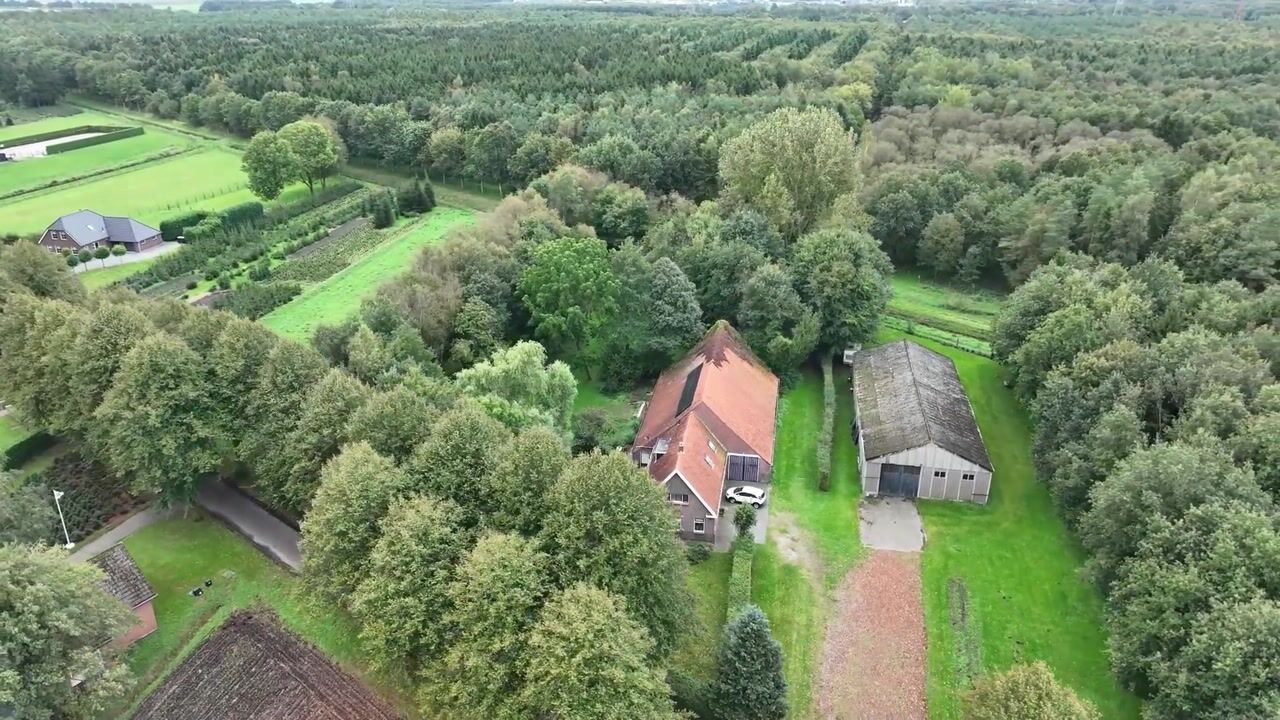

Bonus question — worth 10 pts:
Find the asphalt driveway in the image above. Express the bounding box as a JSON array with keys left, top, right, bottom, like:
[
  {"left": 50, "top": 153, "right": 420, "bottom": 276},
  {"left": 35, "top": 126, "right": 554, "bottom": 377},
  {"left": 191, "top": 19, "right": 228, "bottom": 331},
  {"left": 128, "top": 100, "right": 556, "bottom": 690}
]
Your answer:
[{"left": 716, "top": 480, "right": 771, "bottom": 550}]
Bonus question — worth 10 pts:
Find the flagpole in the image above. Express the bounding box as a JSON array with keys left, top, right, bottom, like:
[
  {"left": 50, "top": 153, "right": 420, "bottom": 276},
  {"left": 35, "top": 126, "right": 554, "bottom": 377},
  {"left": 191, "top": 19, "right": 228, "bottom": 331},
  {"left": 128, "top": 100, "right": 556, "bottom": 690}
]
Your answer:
[{"left": 53, "top": 489, "right": 74, "bottom": 550}]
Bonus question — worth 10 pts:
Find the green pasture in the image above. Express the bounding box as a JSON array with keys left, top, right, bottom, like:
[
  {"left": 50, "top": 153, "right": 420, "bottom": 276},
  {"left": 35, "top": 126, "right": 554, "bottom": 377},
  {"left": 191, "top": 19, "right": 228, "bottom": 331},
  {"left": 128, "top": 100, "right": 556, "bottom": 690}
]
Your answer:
[
  {"left": 0, "top": 130, "right": 193, "bottom": 197},
  {"left": 261, "top": 207, "right": 476, "bottom": 342},
  {"left": 671, "top": 552, "right": 733, "bottom": 682},
  {"left": 887, "top": 272, "right": 1003, "bottom": 342},
  {"left": 0, "top": 110, "right": 108, "bottom": 143},
  {"left": 0, "top": 415, "right": 32, "bottom": 454},
  {"left": 0, "top": 149, "right": 307, "bottom": 235},
  {"left": 79, "top": 259, "right": 161, "bottom": 290}
]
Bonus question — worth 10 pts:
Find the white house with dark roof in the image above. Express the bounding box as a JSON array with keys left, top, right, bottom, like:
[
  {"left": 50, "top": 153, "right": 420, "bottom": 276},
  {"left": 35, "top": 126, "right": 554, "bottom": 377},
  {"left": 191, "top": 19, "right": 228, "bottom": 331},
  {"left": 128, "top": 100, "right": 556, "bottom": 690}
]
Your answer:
[
  {"left": 38, "top": 210, "right": 163, "bottom": 254},
  {"left": 851, "top": 340, "right": 993, "bottom": 504}
]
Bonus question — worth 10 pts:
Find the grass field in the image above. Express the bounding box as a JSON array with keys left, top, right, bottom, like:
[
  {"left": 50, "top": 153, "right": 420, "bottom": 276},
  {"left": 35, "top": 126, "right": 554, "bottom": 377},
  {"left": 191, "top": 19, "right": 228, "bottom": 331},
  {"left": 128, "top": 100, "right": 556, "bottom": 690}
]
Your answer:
[
  {"left": 0, "top": 149, "right": 308, "bottom": 235},
  {"left": 0, "top": 127, "right": 194, "bottom": 197},
  {"left": 340, "top": 161, "right": 502, "bottom": 212},
  {"left": 888, "top": 273, "right": 1003, "bottom": 342},
  {"left": 78, "top": 259, "right": 160, "bottom": 290},
  {"left": 752, "top": 366, "right": 864, "bottom": 718},
  {"left": 872, "top": 329, "right": 1139, "bottom": 720},
  {"left": 261, "top": 207, "right": 476, "bottom": 341},
  {"left": 671, "top": 552, "right": 733, "bottom": 682},
  {"left": 0, "top": 415, "right": 31, "bottom": 454},
  {"left": 122, "top": 514, "right": 416, "bottom": 717},
  {"left": 0, "top": 111, "right": 105, "bottom": 143}
]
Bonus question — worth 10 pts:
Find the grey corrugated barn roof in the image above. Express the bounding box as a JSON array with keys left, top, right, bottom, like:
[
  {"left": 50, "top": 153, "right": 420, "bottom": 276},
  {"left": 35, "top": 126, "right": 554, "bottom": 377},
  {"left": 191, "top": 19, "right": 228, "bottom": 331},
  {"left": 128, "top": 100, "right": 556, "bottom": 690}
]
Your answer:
[
  {"left": 47, "top": 210, "right": 159, "bottom": 248},
  {"left": 91, "top": 544, "right": 156, "bottom": 609},
  {"left": 851, "top": 340, "right": 992, "bottom": 470}
]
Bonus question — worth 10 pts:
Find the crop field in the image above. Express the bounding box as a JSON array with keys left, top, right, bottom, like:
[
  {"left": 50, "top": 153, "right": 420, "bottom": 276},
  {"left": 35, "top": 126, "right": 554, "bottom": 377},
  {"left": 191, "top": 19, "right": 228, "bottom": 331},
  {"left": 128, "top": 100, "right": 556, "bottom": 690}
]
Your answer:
[
  {"left": 133, "top": 610, "right": 399, "bottom": 720},
  {"left": 0, "top": 148, "right": 307, "bottom": 235},
  {"left": 261, "top": 207, "right": 475, "bottom": 342}
]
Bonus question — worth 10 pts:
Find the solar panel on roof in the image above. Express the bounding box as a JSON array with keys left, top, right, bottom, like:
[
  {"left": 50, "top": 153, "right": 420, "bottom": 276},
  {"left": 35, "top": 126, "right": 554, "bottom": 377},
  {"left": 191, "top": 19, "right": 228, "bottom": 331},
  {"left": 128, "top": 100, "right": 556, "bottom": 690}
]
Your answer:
[{"left": 676, "top": 363, "right": 702, "bottom": 416}]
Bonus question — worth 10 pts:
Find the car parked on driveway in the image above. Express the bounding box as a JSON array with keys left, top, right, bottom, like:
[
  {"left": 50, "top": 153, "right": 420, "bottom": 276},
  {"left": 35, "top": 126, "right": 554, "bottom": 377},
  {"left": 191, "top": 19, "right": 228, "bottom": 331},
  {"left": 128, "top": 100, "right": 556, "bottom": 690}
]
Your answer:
[{"left": 725, "top": 485, "right": 767, "bottom": 508}]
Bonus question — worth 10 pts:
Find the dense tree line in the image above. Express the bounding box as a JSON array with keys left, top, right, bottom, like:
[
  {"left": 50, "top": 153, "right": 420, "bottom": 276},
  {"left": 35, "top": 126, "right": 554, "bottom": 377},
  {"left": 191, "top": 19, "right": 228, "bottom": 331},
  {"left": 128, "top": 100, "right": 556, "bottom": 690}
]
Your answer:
[{"left": 993, "top": 253, "right": 1279, "bottom": 719}]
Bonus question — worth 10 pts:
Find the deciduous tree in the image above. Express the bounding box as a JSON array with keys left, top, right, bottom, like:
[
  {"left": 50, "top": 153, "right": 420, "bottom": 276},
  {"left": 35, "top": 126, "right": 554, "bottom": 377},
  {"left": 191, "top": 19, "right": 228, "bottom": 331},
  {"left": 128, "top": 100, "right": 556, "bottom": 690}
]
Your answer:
[
  {"left": 790, "top": 228, "right": 893, "bottom": 349},
  {"left": 242, "top": 130, "right": 297, "bottom": 201},
  {"left": 964, "top": 662, "right": 1099, "bottom": 720},
  {"left": 517, "top": 583, "right": 678, "bottom": 720}
]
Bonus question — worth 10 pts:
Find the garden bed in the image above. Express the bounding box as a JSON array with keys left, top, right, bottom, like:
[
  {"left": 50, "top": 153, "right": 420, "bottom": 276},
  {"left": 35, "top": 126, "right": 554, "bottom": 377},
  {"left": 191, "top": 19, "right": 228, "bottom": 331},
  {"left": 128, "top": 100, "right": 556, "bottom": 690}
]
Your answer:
[{"left": 24, "top": 450, "right": 149, "bottom": 543}]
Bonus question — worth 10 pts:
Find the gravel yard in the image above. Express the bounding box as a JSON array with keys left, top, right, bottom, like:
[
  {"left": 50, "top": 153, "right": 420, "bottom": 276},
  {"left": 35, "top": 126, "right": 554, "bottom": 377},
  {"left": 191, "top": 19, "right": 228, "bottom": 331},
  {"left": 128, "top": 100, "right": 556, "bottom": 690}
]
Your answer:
[{"left": 818, "top": 550, "right": 927, "bottom": 720}]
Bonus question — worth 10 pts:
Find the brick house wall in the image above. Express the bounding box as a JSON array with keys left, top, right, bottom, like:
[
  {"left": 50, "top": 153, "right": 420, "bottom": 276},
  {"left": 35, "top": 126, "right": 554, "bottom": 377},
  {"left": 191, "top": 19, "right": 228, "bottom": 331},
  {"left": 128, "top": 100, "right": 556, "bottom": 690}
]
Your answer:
[{"left": 38, "top": 230, "right": 91, "bottom": 253}]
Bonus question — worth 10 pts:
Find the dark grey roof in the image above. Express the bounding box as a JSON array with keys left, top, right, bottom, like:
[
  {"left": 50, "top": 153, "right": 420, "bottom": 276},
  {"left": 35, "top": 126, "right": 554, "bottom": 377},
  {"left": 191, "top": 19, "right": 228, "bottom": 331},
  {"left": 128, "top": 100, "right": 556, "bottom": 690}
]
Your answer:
[
  {"left": 47, "top": 210, "right": 159, "bottom": 247},
  {"left": 851, "top": 340, "right": 992, "bottom": 470},
  {"left": 91, "top": 544, "right": 156, "bottom": 609}
]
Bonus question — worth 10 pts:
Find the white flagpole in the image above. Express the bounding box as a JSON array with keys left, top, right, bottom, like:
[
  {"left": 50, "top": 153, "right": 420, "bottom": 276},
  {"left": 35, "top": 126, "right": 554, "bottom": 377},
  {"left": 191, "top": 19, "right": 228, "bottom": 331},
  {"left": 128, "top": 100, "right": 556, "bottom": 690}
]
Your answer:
[{"left": 53, "top": 490, "right": 74, "bottom": 550}]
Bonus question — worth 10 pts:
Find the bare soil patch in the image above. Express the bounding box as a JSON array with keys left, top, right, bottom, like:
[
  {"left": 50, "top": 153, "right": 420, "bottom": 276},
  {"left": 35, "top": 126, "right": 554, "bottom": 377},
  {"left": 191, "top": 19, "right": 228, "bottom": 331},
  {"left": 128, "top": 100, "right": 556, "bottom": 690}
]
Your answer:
[
  {"left": 818, "top": 550, "right": 927, "bottom": 720},
  {"left": 133, "top": 609, "right": 399, "bottom": 720},
  {"left": 770, "top": 510, "right": 823, "bottom": 583}
]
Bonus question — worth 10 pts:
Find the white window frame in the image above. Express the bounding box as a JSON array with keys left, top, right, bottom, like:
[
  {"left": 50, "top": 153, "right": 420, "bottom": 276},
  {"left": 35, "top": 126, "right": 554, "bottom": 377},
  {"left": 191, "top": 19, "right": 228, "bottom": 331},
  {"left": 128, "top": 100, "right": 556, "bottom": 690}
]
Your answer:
[
  {"left": 693, "top": 518, "right": 706, "bottom": 534},
  {"left": 668, "top": 492, "right": 689, "bottom": 505}
]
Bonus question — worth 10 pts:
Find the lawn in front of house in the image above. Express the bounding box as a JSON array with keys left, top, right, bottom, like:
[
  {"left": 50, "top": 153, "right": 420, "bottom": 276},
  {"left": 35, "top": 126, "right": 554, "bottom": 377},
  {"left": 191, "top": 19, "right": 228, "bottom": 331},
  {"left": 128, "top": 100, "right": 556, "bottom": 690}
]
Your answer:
[
  {"left": 260, "top": 207, "right": 475, "bottom": 342},
  {"left": 873, "top": 329, "right": 1140, "bottom": 720},
  {"left": 79, "top": 258, "right": 160, "bottom": 290},
  {"left": 671, "top": 551, "right": 733, "bottom": 682},
  {"left": 121, "top": 514, "right": 417, "bottom": 717},
  {"left": 751, "top": 366, "right": 864, "bottom": 719}
]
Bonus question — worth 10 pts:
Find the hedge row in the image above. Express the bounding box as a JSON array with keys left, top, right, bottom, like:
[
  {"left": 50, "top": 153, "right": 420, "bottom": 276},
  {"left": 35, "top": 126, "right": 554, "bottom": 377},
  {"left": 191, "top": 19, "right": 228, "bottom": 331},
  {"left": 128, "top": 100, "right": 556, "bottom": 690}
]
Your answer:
[
  {"left": 2, "top": 431, "right": 56, "bottom": 470},
  {"left": 0, "top": 124, "right": 128, "bottom": 149},
  {"left": 818, "top": 355, "right": 835, "bottom": 492},
  {"left": 727, "top": 534, "right": 755, "bottom": 614},
  {"left": 46, "top": 126, "right": 144, "bottom": 154},
  {"left": 159, "top": 211, "right": 209, "bottom": 242}
]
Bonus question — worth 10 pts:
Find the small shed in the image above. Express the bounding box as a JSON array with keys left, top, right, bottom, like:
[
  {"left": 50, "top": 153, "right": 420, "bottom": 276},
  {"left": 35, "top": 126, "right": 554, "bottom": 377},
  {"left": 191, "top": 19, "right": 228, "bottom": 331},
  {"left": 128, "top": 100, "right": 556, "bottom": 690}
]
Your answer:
[
  {"left": 91, "top": 544, "right": 158, "bottom": 649},
  {"left": 850, "top": 340, "right": 993, "bottom": 504}
]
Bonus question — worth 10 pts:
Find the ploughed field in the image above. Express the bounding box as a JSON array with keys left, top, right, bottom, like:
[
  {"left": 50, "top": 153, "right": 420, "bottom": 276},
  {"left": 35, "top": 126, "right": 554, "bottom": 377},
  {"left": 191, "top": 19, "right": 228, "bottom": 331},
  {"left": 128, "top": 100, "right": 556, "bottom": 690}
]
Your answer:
[{"left": 132, "top": 610, "right": 400, "bottom": 720}]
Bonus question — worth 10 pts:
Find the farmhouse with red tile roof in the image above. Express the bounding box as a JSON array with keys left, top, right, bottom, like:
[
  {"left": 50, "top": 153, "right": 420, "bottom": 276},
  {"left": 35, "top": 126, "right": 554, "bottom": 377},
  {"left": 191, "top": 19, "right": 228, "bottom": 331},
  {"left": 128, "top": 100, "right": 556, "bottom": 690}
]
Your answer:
[{"left": 632, "top": 322, "right": 779, "bottom": 543}]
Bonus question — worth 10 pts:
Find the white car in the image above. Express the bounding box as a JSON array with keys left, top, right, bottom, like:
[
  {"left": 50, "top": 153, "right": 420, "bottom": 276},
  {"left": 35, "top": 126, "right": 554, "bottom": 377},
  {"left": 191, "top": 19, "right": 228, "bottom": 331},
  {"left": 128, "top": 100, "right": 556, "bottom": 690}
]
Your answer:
[{"left": 724, "top": 486, "right": 767, "bottom": 508}]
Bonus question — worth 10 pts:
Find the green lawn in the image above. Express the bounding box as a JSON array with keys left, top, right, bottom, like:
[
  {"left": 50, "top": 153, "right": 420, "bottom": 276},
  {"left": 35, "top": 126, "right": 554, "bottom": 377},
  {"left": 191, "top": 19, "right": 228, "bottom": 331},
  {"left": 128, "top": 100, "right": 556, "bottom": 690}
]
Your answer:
[
  {"left": 0, "top": 129, "right": 193, "bottom": 197},
  {"left": 121, "top": 514, "right": 416, "bottom": 717},
  {"left": 0, "top": 414, "right": 32, "bottom": 453},
  {"left": 0, "top": 149, "right": 307, "bottom": 235},
  {"left": 752, "top": 366, "right": 864, "bottom": 719},
  {"left": 0, "top": 110, "right": 107, "bottom": 143},
  {"left": 78, "top": 259, "right": 160, "bottom": 290},
  {"left": 340, "top": 161, "right": 502, "bottom": 212},
  {"left": 874, "top": 329, "right": 1140, "bottom": 720},
  {"left": 262, "top": 207, "right": 475, "bottom": 342},
  {"left": 671, "top": 552, "right": 733, "bottom": 682},
  {"left": 888, "top": 272, "right": 1003, "bottom": 343}
]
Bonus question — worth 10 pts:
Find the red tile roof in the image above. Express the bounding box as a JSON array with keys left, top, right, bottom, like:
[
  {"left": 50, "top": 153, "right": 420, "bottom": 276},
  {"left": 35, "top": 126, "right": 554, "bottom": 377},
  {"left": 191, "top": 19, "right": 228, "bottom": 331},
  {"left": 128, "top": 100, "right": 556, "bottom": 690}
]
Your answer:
[
  {"left": 649, "top": 413, "right": 728, "bottom": 515},
  {"left": 637, "top": 322, "right": 780, "bottom": 485}
]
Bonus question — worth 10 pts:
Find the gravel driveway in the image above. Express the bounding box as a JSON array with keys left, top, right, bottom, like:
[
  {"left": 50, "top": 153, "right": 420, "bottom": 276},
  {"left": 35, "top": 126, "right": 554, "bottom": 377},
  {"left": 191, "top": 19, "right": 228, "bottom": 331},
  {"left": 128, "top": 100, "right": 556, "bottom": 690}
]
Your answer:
[{"left": 818, "top": 550, "right": 927, "bottom": 720}]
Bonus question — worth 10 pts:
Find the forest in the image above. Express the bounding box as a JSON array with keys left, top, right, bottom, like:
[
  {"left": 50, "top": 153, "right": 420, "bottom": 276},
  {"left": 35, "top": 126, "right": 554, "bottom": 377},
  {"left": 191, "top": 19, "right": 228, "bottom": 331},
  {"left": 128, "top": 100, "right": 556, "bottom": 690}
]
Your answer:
[{"left": 0, "top": 2, "right": 1278, "bottom": 720}]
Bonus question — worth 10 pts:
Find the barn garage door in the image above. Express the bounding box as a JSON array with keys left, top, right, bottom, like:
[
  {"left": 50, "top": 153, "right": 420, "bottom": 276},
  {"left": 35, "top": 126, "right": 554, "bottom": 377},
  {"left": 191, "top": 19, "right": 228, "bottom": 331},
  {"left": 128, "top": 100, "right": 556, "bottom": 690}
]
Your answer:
[{"left": 879, "top": 463, "right": 920, "bottom": 498}]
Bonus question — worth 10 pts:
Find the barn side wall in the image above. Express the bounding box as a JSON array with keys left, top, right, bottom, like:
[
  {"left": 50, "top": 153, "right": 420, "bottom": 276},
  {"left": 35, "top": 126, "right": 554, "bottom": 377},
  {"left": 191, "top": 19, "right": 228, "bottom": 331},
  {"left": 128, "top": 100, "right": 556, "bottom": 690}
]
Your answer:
[{"left": 864, "top": 443, "right": 992, "bottom": 504}]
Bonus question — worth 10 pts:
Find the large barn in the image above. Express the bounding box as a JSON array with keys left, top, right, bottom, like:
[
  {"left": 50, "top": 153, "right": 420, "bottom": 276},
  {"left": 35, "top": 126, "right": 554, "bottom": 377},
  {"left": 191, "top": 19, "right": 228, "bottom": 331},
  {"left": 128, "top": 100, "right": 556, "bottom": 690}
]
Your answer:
[{"left": 851, "top": 340, "right": 993, "bottom": 504}]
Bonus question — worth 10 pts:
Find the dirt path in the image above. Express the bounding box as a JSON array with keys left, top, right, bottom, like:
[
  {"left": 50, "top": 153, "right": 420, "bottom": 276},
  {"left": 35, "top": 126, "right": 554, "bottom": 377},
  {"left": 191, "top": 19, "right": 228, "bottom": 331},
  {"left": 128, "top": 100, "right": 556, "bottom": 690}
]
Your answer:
[{"left": 818, "top": 550, "right": 927, "bottom": 720}]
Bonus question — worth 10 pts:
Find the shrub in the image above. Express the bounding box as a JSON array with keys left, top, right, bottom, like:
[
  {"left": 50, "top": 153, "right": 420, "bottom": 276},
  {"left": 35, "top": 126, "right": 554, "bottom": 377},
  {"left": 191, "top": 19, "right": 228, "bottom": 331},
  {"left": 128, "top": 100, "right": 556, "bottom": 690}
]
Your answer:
[
  {"left": 727, "top": 534, "right": 754, "bottom": 613},
  {"left": 818, "top": 354, "right": 835, "bottom": 491},
  {"left": 686, "top": 542, "right": 712, "bottom": 565},
  {"left": 158, "top": 210, "right": 208, "bottom": 241},
  {"left": 186, "top": 280, "right": 198, "bottom": 290},
  {"left": 212, "top": 281, "right": 302, "bottom": 320},
  {"left": 2, "top": 432, "right": 57, "bottom": 470},
  {"left": 734, "top": 504, "right": 757, "bottom": 537},
  {"left": 668, "top": 669, "right": 715, "bottom": 720},
  {"left": 964, "top": 662, "right": 1098, "bottom": 720},
  {"left": 713, "top": 605, "right": 787, "bottom": 720},
  {"left": 221, "top": 200, "right": 265, "bottom": 228}
]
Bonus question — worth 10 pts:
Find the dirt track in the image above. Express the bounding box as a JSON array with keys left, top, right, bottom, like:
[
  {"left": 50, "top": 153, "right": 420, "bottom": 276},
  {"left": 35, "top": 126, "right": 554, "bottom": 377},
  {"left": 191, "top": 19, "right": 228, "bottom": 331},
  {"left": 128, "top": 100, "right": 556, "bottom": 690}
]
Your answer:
[{"left": 818, "top": 550, "right": 927, "bottom": 720}]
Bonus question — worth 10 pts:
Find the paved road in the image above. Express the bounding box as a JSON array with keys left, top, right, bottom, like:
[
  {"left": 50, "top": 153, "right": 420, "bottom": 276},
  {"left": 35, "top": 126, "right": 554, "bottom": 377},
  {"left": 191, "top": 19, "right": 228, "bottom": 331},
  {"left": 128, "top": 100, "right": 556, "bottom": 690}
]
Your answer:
[
  {"left": 196, "top": 478, "right": 302, "bottom": 572},
  {"left": 71, "top": 241, "right": 181, "bottom": 274},
  {"left": 69, "top": 504, "right": 181, "bottom": 561}
]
